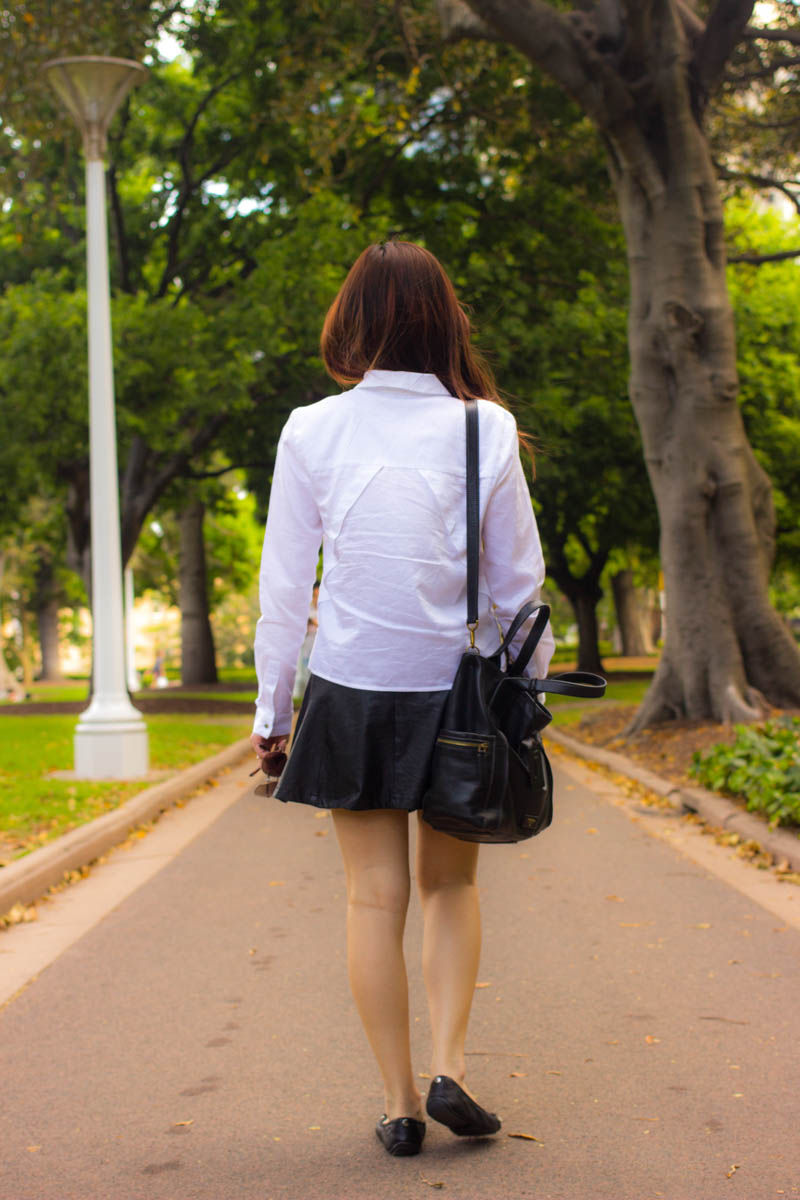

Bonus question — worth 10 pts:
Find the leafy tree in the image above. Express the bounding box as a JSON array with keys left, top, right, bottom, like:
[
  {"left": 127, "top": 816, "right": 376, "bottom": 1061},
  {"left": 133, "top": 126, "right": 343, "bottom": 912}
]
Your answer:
[
  {"left": 133, "top": 476, "right": 263, "bottom": 679},
  {"left": 438, "top": 0, "right": 800, "bottom": 726},
  {"left": 726, "top": 198, "right": 800, "bottom": 573}
]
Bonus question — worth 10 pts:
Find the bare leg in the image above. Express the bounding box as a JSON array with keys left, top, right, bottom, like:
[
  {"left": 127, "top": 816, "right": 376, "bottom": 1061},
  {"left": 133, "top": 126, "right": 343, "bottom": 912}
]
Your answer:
[
  {"left": 415, "top": 814, "right": 481, "bottom": 1084},
  {"left": 332, "top": 808, "right": 423, "bottom": 1121}
]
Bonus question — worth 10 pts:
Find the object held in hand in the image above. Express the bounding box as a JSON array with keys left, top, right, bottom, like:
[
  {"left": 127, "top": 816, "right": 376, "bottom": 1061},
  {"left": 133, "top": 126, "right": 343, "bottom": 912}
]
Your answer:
[{"left": 250, "top": 745, "right": 288, "bottom": 796}]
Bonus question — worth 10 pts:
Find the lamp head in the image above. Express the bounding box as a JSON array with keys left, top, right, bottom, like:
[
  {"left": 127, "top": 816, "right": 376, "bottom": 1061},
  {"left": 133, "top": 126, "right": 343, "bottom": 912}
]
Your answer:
[{"left": 42, "top": 56, "right": 146, "bottom": 160}]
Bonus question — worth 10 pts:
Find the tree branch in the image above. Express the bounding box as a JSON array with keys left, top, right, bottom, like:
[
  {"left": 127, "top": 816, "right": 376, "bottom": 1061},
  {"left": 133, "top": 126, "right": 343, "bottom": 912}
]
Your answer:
[
  {"left": 726, "top": 53, "right": 800, "bottom": 82},
  {"left": 693, "top": 0, "right": 756, "bottom": 102},
  {"left": 456, "top": 0, "right": 624, "bottom": 126},
  {"left": 728, "top": 247, "right": 800, "bottom": 265},
  {"left": 742, "top": 24, "right": 800, "bottom": 47},
  {"left": 155, "top": 74, "right": 241, "bottom": 299},
  {"left": 716, "top": 162, "right": 800, "bottom": 213},
  {"left": 435, "top": 0, "right": 496, "bottom": 40}
]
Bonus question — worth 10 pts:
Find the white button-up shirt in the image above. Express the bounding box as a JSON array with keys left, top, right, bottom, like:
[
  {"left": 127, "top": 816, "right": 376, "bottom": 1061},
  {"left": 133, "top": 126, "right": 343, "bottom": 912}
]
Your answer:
[{"left": 253, "top": 369, "right": 554, "bottom": 737}]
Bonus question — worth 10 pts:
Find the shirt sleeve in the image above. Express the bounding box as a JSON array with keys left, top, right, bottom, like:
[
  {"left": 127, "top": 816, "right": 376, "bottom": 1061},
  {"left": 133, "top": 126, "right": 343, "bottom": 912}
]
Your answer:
[
  {"left": 253, "top": 412, "right": 322, "bottom": 738},
  {"left": 482, "top": 412, "right": 555, "bottom": 679}
]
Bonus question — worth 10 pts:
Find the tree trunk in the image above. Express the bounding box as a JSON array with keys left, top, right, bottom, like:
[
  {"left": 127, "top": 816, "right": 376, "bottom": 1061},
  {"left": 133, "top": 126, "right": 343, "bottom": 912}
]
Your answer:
[
  {"left": 612, "top": 106, "right": 800, "bottom": 728},
  {"left": 610, "top": 569, "right": 648, "bottom": 658},
  {"left": 570, "top": 588, "right": 605, "bottom": 675},
  {"left": 178, "top": 500, "right": 217, "bottom": 685},
  {"left": 547, "top": 543, "right": 607, "bottom": 675},
  {"left": 36, "top": 597, "right": 63, "bottom": 680}
]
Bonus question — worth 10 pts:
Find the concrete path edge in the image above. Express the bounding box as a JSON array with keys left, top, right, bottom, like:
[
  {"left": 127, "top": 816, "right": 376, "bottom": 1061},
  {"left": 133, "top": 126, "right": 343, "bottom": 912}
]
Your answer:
[
  {"left": 0, "top": 738, "right": 252, "bottom": 917},
  {"left": 546, "top": 726, "right": 800, "bottom": 872}
]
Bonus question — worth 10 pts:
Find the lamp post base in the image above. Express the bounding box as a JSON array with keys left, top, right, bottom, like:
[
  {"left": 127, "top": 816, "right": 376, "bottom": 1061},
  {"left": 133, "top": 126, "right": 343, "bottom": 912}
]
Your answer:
[{"left": 75, "top": 716, "right": 149, "bottom": 779}]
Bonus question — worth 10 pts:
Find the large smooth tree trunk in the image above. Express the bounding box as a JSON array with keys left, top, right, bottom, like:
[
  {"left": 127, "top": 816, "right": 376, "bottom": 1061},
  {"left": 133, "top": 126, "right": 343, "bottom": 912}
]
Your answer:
[
  {"left": 178, "top": 500, "right": 218, "bottom": 685},
  {"left": 442, "top": 0, "right": 800, "bottom": 725},
  {"left": 615, "top": 111, "right": 800, "bottom": 727},
  {"left": 610, "top": 569, "right": 648, "bottom": 658}
]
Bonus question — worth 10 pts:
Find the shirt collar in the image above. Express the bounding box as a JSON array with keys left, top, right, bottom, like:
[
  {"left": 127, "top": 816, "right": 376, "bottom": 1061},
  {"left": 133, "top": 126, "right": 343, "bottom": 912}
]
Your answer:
[{"left": 355, "top": 369, "right": 453, "bottom": 397}]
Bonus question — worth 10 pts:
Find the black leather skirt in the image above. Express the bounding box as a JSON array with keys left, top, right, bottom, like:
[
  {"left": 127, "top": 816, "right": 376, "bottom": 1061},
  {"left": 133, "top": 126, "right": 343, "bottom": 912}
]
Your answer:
[{"left": 274, "top": 673, "right": 449, "bottom": 811}]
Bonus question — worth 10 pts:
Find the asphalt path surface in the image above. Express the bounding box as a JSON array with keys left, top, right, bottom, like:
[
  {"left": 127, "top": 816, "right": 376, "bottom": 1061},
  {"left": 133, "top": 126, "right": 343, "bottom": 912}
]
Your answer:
[{"left": 1, "top": 754, "right": 798, "bottom": 1200}]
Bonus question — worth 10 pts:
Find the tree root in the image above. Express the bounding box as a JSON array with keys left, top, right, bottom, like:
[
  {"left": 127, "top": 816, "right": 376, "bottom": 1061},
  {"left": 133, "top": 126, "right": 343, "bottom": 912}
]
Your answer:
[{"left": 721, "top": 682, "right": 767, "bottom": 725}]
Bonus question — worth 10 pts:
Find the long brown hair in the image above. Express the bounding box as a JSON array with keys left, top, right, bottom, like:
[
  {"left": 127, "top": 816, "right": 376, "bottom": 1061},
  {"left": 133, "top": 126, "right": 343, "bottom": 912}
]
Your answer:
[{"left": 320, "top": 241, "right": 500, "bottom": 404}]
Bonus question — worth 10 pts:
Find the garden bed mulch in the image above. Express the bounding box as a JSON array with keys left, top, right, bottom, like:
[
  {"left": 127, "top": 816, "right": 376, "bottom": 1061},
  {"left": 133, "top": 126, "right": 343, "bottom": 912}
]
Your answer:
[{"left": 565, "top": 704, "right": 745, "bottom": 786}]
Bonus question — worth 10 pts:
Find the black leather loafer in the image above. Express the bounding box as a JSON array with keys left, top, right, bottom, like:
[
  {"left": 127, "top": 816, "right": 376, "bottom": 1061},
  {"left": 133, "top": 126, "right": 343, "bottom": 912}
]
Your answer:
[
  {"left": 426, "top": 1075, "right": 501, "bottom": 1137},
  {"left": 375, "top": 1114, "right": 426, "bottom": 1156}
]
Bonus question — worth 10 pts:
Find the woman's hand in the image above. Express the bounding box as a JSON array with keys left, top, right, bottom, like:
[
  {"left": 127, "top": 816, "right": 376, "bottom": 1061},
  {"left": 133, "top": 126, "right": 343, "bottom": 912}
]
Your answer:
[{"left": 250, "top": 733, "right": 289, "bottom": 777}]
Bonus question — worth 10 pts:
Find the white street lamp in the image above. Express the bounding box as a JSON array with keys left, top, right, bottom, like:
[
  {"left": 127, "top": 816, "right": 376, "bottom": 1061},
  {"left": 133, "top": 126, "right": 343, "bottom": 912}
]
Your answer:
[{"left": 43, "top": 57, "right": 149, "bottom": 778}]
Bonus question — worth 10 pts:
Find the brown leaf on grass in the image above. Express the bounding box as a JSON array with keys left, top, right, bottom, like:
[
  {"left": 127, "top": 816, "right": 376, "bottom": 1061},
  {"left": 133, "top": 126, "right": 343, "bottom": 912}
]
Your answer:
[{"left": 508, "top": 1131, "right": 541, "bottom": 1141}]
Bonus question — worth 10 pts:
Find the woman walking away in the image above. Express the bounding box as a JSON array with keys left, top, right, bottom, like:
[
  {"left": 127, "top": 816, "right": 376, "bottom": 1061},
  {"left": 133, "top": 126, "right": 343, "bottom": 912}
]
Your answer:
[{"left": 250, "top": 242, "right": 554, "bottom": 1157}]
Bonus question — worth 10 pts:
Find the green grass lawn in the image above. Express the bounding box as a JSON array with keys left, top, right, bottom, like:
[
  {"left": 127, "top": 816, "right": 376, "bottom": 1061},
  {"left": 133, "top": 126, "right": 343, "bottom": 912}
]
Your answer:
[
  {"left": 0, "top": 714, "right": 251, "bottom": 863},
  {"left": 547, "top": 677, "right": 651, "bottom": 726}
]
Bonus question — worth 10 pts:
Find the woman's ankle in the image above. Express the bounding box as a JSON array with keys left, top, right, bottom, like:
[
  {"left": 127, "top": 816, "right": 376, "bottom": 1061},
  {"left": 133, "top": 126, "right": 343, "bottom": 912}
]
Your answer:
[
  {"left": 384, "top": 1087, "right": 424, "bottom": 1121},
  {"left": 430, "top": 1059, "right": 466, "bottom": 1084}
]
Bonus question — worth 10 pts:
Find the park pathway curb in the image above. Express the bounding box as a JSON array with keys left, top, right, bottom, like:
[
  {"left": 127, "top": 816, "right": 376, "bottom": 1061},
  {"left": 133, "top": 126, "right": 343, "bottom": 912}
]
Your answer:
[
  {"left": 0, "top": 738, "right": 252, "bottom": 918},
  {"left": 546, "top": 726, "right": 800, "bottom": 872}
]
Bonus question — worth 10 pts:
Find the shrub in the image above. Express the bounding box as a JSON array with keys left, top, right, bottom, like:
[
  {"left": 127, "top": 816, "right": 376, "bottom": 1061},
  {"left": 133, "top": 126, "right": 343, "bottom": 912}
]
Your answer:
[{"left": 689, "top": 717, "right": 800, "bottom": 828}]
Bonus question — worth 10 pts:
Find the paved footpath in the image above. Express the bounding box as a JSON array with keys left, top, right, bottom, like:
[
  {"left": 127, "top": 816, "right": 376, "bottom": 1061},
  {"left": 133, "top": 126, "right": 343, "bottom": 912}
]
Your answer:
[{"left": 1, "top": 751, "right": 798, "bottom": 1200}]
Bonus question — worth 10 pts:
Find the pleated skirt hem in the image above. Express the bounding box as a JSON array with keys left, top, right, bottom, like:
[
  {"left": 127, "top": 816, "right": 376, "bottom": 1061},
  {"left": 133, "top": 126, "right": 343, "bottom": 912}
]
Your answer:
[{"left": 274, "top": 672, "right": 449, "bottom": 812}]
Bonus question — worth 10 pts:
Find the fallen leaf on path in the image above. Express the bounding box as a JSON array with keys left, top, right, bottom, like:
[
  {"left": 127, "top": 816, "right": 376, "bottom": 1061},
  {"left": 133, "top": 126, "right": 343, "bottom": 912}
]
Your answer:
[
  {"left": 268, "top": 881, "right": 285, "bottom": 887},
  {"left": 692, "top": 923, "right": 712, "bottom": 929},
  {"left": 586, "top": 827, "right": 598, "bottom": 834},
  {"left": 308, "top": 1125, "right": 321, "bottom": 1131},
  {"left": 26, "top": 1146, "right": 41, "bottom": 1153},
  {"left": 508, "top": 1132, "right": 541, "bottom": 1141},
  {"left": 173, "top": 1120, "right": 193, "bottom": 1127},
  {"left": 314, "top": 811, "right": 328, "bottom": 819},
  {"left": 545, "top": 1070, "right": 562, "bottom": 1075},
  {"left": 418, "top": 1072, "right": 431, "bottom": 1079},
  {"left": 314, "top": 830, "right": 328, "bottom": 837},
  {"left": 475, "top": 981, "right": 492, "bottom": 989},
  {"left": 605, "top": 894, "right": 624, "bottom": 902},
  {"left": 420, "top": 1177, "right": 445, "bottom": 1189},
  {"left": 509, "top": 1072, "right": 527, "bottom": 1078},
  {"left": 619, "top": 922, "right": 647, "bottom": 927},
  {"left": 726, "top": 1164, "right": 740, "bottom": 1179},
  {"left": 644, "top": 1036, "right": 660, "bottom": 1044}
]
